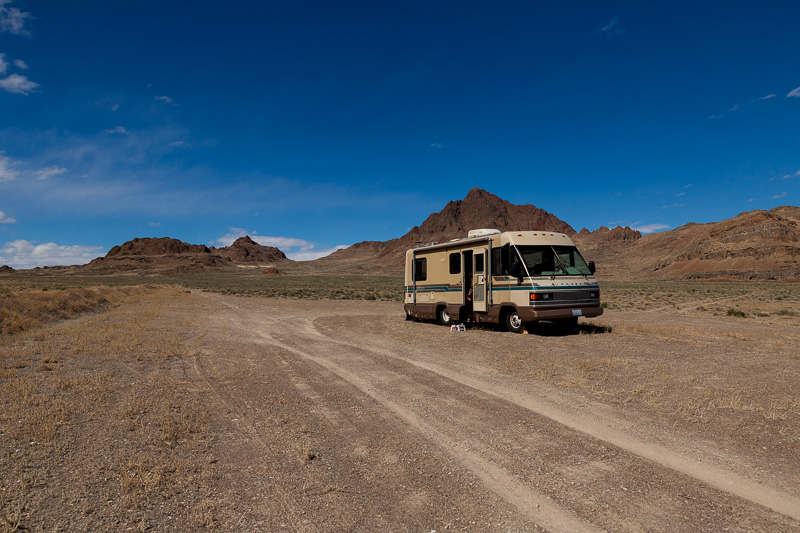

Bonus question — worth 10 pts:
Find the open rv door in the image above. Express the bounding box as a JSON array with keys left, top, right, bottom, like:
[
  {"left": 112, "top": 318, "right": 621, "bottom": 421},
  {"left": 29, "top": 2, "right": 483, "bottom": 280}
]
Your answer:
[{"left": 472, "top": 249, "right": 487, "bottom": 313}]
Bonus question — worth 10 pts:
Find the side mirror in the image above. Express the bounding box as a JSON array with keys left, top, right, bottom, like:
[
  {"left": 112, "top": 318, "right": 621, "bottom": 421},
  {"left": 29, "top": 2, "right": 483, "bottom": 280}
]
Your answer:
[
  {"left": 588, "top": 261, "right": 596, "bottom": 274},
  {"left": 510, "top": 262, "right": 522, "bottom": 278}
]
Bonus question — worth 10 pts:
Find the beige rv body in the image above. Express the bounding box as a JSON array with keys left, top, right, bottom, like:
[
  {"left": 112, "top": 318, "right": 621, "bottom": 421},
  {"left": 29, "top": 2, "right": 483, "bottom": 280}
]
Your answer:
[{"left": 403, "top": 229, "right": 602, "bottom": 332}]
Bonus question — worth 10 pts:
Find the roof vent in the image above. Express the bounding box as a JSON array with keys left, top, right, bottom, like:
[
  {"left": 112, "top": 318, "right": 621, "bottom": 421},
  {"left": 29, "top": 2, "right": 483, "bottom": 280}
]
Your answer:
[{"left": 468, "top": 229, "right": 501, "bottom": 238}]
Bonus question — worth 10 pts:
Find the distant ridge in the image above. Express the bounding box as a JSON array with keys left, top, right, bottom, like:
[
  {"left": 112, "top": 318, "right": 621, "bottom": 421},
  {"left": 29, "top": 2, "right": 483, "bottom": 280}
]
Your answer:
[
  {"left": 84, "top": 236, "right": 290, "bottom": 275},
  {"left": 210, "top": 236, "right": 287, "bottom": 264},
  {"left": 321, "top": 187, "right": 574, "bottom": 271},
  {"left": 15, "top": 190, "right": 799, "bottom": 281},
  {"left": 574, "top": 206, "right": 800, "bottom": 280}
]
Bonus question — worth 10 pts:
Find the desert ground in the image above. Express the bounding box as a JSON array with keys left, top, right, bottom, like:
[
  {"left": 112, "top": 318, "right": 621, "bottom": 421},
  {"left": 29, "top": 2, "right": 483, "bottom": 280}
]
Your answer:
[{"left": 1, "top": 279, "right": 799, "bottom": 532}]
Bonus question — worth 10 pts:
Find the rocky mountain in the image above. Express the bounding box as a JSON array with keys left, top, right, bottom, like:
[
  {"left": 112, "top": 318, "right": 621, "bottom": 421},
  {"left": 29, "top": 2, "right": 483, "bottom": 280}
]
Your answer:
[
  {"left": 22, "top": 189, "right": 798, "bottom": 281},
  {"left": 319, "top": 187, "right": 575, "bottom": 271},
  {"left": 210, "top": 236, "right": 287, "bottom": 264},
  {"left": 574, "top": 206, "right": 800, "bottom": 280},
  {"left": 324, "top": 189, "right": 800, "bottom": 281},
  {"left": 84, "top": 236, "right": 289, "bottom": 275}
]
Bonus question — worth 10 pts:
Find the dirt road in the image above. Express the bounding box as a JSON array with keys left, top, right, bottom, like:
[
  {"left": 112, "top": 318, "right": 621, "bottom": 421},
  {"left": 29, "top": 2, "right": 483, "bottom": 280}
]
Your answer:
[{"left": 188, "top": 292, "right": 800, "bottom": 532}]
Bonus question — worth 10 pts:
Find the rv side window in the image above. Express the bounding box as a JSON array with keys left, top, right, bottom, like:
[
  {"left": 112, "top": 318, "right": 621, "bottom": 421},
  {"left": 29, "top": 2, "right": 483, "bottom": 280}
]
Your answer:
[
  {"left": 475, "top": 253, "right": 484, "bottom": 273},
  {"left": 414, "top": 258, "right": 427, "bottom": 281},
  {"left": 492, "top": 247, "right": 505, "bottom": 275},
  {"left": 449, "top": 253, "right": 461, "bottom": 274}
]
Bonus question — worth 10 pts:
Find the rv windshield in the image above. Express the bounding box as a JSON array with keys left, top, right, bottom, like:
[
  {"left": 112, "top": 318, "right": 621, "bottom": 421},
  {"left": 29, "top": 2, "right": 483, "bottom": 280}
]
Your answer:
[{"left": 515, "top": 245, "right": 593, "bottom": 276}]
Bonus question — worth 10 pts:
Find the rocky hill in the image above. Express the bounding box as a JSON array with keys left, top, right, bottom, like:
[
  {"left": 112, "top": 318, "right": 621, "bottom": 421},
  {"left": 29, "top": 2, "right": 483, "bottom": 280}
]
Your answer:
[
  {"left": 574, "top": 206, "right": 800, "bottom": 280},
  {"left": 210, "top": 236, "right": 287, "bottom": 264},
  {"left": 84, "top": 236, "right": 289, "bottom": 276},
  {"left": 319, "top": 187, "right": 575, "bottom": 271},
  {"left": 323, "top": 189, "right": 800, "bottom": 281}
]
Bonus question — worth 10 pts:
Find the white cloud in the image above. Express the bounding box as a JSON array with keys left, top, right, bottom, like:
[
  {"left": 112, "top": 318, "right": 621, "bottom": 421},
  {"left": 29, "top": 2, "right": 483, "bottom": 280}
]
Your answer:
[
  {"left": 0, "top": 72, "right": 39, "bottom": 94},
  {"left": 632, "top": 223, "right": 670, "bottom": 234},
  {"left": 0, "top": 53, "right": 6, "bottom": 74},
  {"left": 155, "top": 95, "right": 174, "bottom": 104},
  {"left": 597, "top": 16, "right": 624, "bottom": 36},
  {"left": 429, "top": 142, "right": 444, "bottom": 149},
  {"left": 0, "top": 0, "right": 30, "bottom": 36},
  {"left": 287, "top": 244, "right": 350, "bottom": 261},
  {"left": 782, "top": 170, "right": 800, "bottom": 179},
  {"left": 33, "top": 166, "right": 67, "bottom": 180},
  {"left": 149, "top": 222, "right": 162, "bottom": 227},
  {"left": 213, "top": 228, "right": 349, "bottom": 261},
  {"left": 0, "top": 152, "right": 20, "bottom": 181},
  {"left": 773, "top": 192, "right": 787, "bottom": 199},
  {"left": 13, "top": 58, "right": 26, "bottom": 69},
  {"left": 0, "top": 240, "right": 105, "bottom": 269},
  {"left": 760, "top": 94, "right": 776, "bottom": 100},
  {"left": 787, "top": 87, "right": 800, "bottom": 98},
  {"left": 0, "top": 152, "right": 67, "bottom": 181},
  {"left": 104, "top": 126, "right": 129, "bottom": 135},
  {"left": 111, "top": 103, "right": 119, "bottom": 112},
  {"left": 0, "top": 210, "right": 16, "bottom": 224}
]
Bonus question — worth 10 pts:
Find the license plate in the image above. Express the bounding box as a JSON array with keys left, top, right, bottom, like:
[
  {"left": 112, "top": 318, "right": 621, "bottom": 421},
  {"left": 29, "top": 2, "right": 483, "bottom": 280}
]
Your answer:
[{"left": 572, "top": 310, "right": 583, "bottom": 316}]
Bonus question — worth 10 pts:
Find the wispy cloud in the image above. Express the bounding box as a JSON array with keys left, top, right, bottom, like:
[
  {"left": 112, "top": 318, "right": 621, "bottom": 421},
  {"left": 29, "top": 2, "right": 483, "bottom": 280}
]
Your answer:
[
  {"left": 0, "top": 152, "right": 66, "bottom": 181},
  {"left": 155, "top": 95, "right": 174, "bottom": 105},
  {"left": 0, "top": 240, "right": 105, "bottom": 269},
  {"left": 0, "top": 72, "right": 38, "bottom": 94},
  {"left": 597, "top": 16, "right": 624, "bottom": 36},
  {"left": 214, "top": 228, "right": 349, "bottom": 261},
  {"left": 429, "top": 142, "right": 444, "bottom": 149},
  {"left": 0, "top": 210, "right": 16, "bottom": 224},
  {"left": 0, "top": 0, "right": 30, "bottom": 36},
  {"left": 662, "top": 203, "right": 685, "bottom": 210},
  {"left": 782, "top": 170, "right": 800, "bottom": 179},
  {"left": 760, "top": 93, "right": 776, "bottom": 100},
  {"left": 632, "top": 223, "right": 670, "bottom": 234},
  {"left": 787, "top": 87, "right": 800, "bottom": 98},
  {"left": 0, "top": 152, "right": 20, "bottom": 181},
  {"left": 773, "top": 192, "right": 787, "bottom": 199},
  {"left": 104, "top": 126, "right": 129, "bottom": 135},
  {"left": 33, "top": 166, "right": 67, "bottom": 180},
  {"left": 13, "top": 58, "right": 26, "bottom": 69},
  {"left": 149, "top": 221, "right": 162, "bottom": 228}
]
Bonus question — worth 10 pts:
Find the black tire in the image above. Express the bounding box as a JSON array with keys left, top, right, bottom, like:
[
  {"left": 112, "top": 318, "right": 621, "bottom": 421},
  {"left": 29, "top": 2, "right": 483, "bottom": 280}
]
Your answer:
[
  {"left": 505, "top": 310, "right": 525, "bottom": 334},
  {"left": 405, "top": 311, "right": 413, "bottom": 321},
  {"left": 437, "top": 306, "right": 452, "bottom": 326}
]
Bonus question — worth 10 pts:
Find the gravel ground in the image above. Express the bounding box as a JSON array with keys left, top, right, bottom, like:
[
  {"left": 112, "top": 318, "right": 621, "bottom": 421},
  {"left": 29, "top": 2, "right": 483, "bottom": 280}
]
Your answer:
[{"left": 2, "top": 287, "right": 799, "bottom": 531}]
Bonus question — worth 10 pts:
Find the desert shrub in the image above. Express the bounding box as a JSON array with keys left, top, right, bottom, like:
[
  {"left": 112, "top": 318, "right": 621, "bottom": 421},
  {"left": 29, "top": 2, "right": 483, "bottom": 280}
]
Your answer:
[
  {"left": 726, "top": 308, "right": 748, "bottom": 318},
  {"left": 776, "top": 308, "right": 797, "bottom": 317}
]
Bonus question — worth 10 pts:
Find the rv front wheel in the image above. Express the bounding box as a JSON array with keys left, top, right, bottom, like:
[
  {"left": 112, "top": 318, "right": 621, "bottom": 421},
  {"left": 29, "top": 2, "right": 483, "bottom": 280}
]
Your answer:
[
  {"left": 505, "top": 310, "right": 525, "bottom": 334},
  {"left": 437, "top": 307, "right": 452, "bottom": 326}
]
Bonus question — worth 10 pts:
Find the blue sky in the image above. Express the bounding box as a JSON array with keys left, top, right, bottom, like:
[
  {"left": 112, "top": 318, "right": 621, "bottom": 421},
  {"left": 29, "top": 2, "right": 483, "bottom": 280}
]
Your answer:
[{"left": 1, "top": 1, "right": 799, "bottom": 268}]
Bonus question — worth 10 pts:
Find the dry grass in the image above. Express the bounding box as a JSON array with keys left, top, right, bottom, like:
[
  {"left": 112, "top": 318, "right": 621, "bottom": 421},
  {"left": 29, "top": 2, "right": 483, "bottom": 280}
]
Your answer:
[
  {"left": 0, "top": 285, "right": 213, "bottom": 531},
  {"left": 0, "top": 285, "right": 138, "bottom": 336}
]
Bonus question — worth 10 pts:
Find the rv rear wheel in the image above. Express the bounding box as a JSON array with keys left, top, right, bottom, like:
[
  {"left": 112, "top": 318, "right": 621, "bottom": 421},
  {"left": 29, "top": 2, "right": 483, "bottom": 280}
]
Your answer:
[
  {"left": 505, "top": 310, "right": 525, "bottom": 334},
  {"left": 437, "top": 307, "right": 452, "bottom": 326}
]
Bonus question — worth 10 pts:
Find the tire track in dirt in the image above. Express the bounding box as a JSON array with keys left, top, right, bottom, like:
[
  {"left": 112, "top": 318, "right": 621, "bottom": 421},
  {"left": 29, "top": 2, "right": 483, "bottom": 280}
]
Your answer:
[
  {"left": 251, "top": 328, "right": 603, "bottom": 533},
  {"left": 305, "top": 319, "right": 800, "bottom": 523},
  {"left": 197, "top": 294, "right": 599, "bottom": 531},
  {"left": 195, "top": 292, "right": 800, "bottom": 529},
  {"left": 190, "top": 300, "right": 322, "bottom": 533}
]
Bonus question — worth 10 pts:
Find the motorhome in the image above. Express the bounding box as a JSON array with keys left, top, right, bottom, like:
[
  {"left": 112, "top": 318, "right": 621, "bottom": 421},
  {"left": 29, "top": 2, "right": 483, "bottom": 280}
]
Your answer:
[{"left": 404, "top": 229, "right": 602, "bottom": 332}]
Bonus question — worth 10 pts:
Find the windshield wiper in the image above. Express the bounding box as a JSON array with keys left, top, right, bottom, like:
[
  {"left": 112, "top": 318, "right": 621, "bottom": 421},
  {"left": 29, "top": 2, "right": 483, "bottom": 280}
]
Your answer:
[{"left": 550, "top": 247, "right": 569, "bottom": 279}]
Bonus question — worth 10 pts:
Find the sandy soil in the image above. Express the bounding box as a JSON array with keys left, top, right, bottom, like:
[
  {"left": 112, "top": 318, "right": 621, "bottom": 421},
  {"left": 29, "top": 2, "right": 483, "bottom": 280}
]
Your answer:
[{"left": 2, "top": 288, "right": 799, "bottom": 531}]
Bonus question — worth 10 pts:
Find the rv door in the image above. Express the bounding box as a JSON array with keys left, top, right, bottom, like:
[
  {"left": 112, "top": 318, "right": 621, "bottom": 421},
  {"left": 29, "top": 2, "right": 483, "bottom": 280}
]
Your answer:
[{"left": 472, "top": 250, "right": 488, "bottom": 313}]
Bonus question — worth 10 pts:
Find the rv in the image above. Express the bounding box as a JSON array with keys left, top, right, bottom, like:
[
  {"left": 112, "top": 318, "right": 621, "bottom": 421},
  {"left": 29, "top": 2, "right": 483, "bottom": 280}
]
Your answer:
[{"left": 404, "top": 229, "right": 602, "bottom": 332}]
